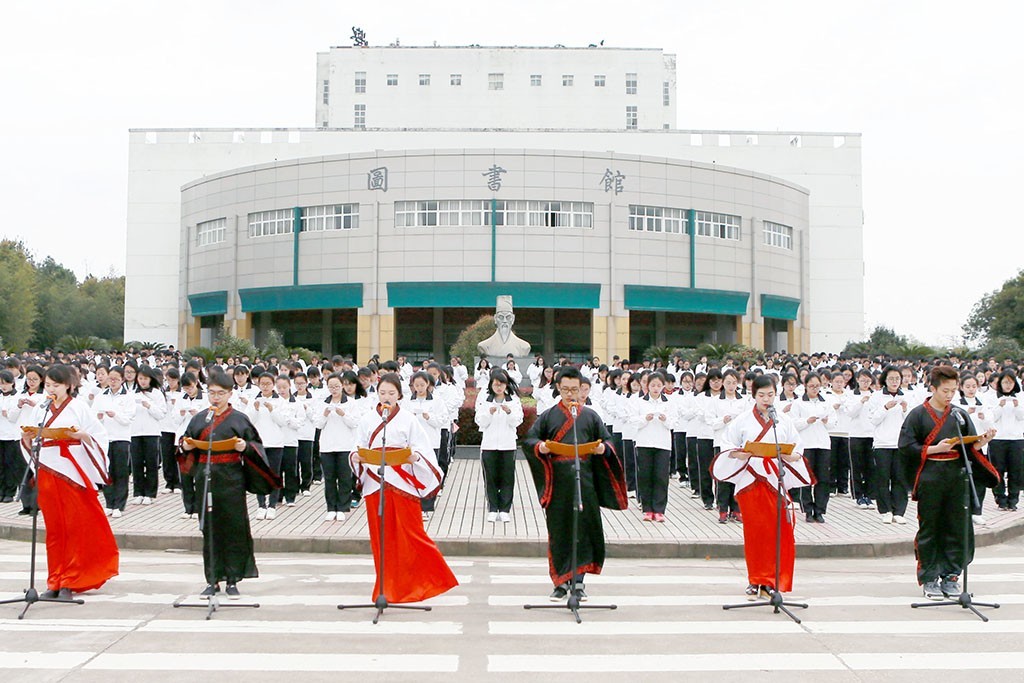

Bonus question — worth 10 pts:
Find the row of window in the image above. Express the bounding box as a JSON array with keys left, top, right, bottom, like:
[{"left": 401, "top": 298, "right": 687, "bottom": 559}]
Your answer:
[
  {"left": 395, "top": 200, "right": 594, "bottom": 229},
  {"left": 349, "top": 103, "right": 641, "bottom": 130},
  {"left": 339, "top": 71, "right": 658, "bottom": 94},
  {"left": 627, "top": 205, "right": 793, "bottom": 249},
  {"left": 196, "top": 203, "right": 788, "bottom": 247}
]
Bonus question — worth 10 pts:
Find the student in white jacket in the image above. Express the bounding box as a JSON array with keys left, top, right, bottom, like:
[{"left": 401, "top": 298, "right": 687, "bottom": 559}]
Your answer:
[
  {"left": 159, "top": 367, "right": 183, "bottom": 494},
  {"left": 868, "top": 366, "right": 911, "bottom": 524},
  {"left": 958, "top": 372, "right": 995, "bottom": 523},
  {"left": 988, "top": 370, "right": 1024, "bottom": 511},
  {"left": 0, "top": 371, "right": 24, "bottom": 504},
  {"left": 275, "top": 374, "right": 304, "bottom": 508},
  {"left": 405, "top": 371, "right": 450, "bottom": 521},
  {"left": 313, "top": 371, "right": 367, "bottom": 522},
  {"left": 130, "top": 366, "right": 168, "bottom": 505},
  {"left": 791, "top": 372, "right": 836, "bottom": 523},
  {"left": 631, "top": 372, "right": 677, "bottom": 522},
  {"left": 292, "top": 372, "right": 319, "bottom": 497},
  {"left": 174, "top": 373, "right": 208, "bottom": 519},
  {"left": 247, "top": 371, "right": 289, "bottom": 519},
  {"left": 705, "top": 369, "right": 752, "bottom": 523},
  {"left": 475, "top": 368, "right": 524, "bottom": 523},
  {"left": 95, "top": 366, "right": 137, "bottom": 516}
]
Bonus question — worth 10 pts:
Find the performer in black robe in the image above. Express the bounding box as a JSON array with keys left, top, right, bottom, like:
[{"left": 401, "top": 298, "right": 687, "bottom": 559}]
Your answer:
[
  {"left": 180, "top": 371, "right": 278, "bottom": 598},
  {"left": 898, "top": 366, "right": 998, "bottom": 599},
  {"left": 523, "top": 367, "right": 628, "bottom": 600}
]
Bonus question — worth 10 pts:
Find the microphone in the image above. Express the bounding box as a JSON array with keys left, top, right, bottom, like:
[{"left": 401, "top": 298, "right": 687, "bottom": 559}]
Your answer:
[
  {"left": 569, "top": 400, "right": 579, "bottom": 417},
  {"left": 42, "top": 396, "right": 54, "bottom": 413},
  {"left": 767, "top": 404, "right": 778, "bottom": 421},
  {"left": 381, "top": 403, "right": 391, "bottom": 419},
  {"left": 205, "top": 408, "right": 214, "bottom": 424},
  {"left": 953, "top": 409, "right": 966, "bottom": 427}
]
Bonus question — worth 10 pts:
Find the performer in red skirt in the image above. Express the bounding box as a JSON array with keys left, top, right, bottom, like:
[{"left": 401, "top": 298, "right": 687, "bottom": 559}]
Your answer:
[
  {"left": 711, "top": 375, "right": 811, "bottom": 599},
  {"left": 21, "top": 365, "right": 118, "bottom": 599},
  {"left": 350, "top": 373, "right": 457, "bottom": 603}
]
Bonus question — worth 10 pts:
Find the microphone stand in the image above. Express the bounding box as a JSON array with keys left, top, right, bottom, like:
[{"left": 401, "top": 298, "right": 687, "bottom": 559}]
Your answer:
[
  {"left": 722, "top": 405, "right": 808, "bottom": 623},
  {"left": 524, "top": 401, "right": 617, "bottom": 623},
  {"left": 0, "top": 400, "right": 85, "bottom": 618},
  {"left": 911, "top": 409, "right": 998, "bottom": 621},
  {"left": 339, "top": 404, "right": 431, "bottom": 624},
  {"left": 174, "top": 407, "right": 259, "bottom": 619}
]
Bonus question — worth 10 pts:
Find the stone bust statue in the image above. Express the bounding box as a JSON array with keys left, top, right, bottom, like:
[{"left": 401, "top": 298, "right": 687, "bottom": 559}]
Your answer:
[{"left": 477, "top": 295, "right": 532, "bottom": 359}]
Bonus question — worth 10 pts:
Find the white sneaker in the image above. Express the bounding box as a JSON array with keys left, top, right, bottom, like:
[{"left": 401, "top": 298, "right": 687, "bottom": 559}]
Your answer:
[
  {"left": 191, "top": 513, "right": 199, "bottom": 520},
  {"left": 302, "top": 490, "right": 312, "bottom": 497},
  {"left": 162, "top": 488, "right": 172, "bottom": 494},
  {"left": 973, "top": 514, "right": 989, "bottom": 526},
  {"left": 286, "top": 502, "right": 296, "bottom": 507},
  {"left": 141, "top": 497, "right": 152, "bottom": 506},
  {"left": 422, "top": 512, "right": 430, "bottom": 522},
  {"left": 131, "top": 496, "right": 143, "bottom": 505},
  {"left": 486, "top": 512, "right": 498, "bottom": 523},
  {"left": 266, "top": 507, "right": 277, "bottom": 520},
  {"left": 881, "top": 512, "right": 893, "bottom": 524},
  {"left": 893, "top": 515, "right": 907, "bottom": 525},
  {"left": 323, "top": 511, "right": 336, "bottom": 522},
  {"left": 179, "top": 512, "right": 191, "bottom": 519},
  {"left": 499, "top": 512, "right": 511, "bottom": 523},
  {"left": 628, "top": 491, "right": 636, "bottom": 499},
  {"left": 112, "top": 509, "right": 122, "bottom": 518},
  {"left": 171, "top": 489, "right": 180, "bottom": 495},
  {"left": 336, "top": 511, "right": 345, "bottom": 522},
  {"left": 105, "top": 508, "right": 113, "bottom": 517},
  {"left": 255, "top": 508, "right": 267, "bottom": 520}
]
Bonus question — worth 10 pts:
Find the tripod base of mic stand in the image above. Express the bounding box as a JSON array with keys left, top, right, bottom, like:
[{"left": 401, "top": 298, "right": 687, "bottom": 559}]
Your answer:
[
  {"left": 524, "top": 594, "right": 618, "bottom": 624},
  {"left": 338, "top": 595, "right": 431, "bottom": 625},
  {"left": 911, "top": 591, "right": 1000, "bottom": 622},
  {"left": 0, "top": 587, "right": 86, "bottom": 620},
  {"left": 174, "top": 594, "right": 259, "bottom": 621},
  {"left": 723, "top": 590, "right": 808, "bottom": 624}
]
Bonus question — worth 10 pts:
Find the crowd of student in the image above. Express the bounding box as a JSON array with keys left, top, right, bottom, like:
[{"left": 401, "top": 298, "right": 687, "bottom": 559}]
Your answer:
[{"left": 2, "top": 347, "right": 1021, "bottom": 534}]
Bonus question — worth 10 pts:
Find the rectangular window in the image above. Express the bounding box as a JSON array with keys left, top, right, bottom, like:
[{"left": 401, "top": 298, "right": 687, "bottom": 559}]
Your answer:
[
  {"left": 450, "top": 73, "right": 462, "bottom": 86},
  {"left": 488, "top": 73, "right": 503, "bottom": 90},
  {"left": 530, "top": 74, "right": 542, "bottom": 86},
  {"left": 354, "top": 71, "right": 366, "bottom": 93},
  {"left": 663, "top": 81, "right": 670, "bottom": 105},
  {"left": 419, "top": 73, "right": 430, "bottom": 86},
  {"left": 196, "top": 218, "right": 226, "bottom": 247},
  {"left": 248, "top": 209, "right": 294, "bottom": 238},
  {"left": 354, "top": 104, "right": 366, "bottom": 129},
  {"left": 695, "top": 211, "right": 742, "bottom": 240},
  {"left": 594, "top": 74, "right": 605, "bottom": 87},
  {"left": 301, "top": 204, "right": 359, "bottom": 231},
  {"left": 322, "top": 79, "right": 330, "bottom": 105},
  {"left": 626, "top": 72, "right": 637, "bottom": 95},
  {"left": 763, "top": 220, "right": 793, "bottom": 250},
  {"left": 562, "top": 74, "right": 574, "bottom": 86},
  {"left": 628, "top": 205, "right": 688, "bottom": 234},
  {"left": 626, "top": 105, "right": 638, "bottom": 130},
  {"left": 386, "top": 73, "right": 398, "bottom": 86},
  {"left": 395, "top": 200, "right": 593, "bottom": 229}
]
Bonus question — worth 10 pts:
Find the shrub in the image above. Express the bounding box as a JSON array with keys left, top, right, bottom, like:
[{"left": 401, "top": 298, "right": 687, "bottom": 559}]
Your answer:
[
  {"left": 213, "top": 327, "right": 258, "bottom": 361},
  {"left": 260, "top": 329, "right": 288, "bottom": 361},
  {"left": 449, "top": 314, "right": 495, "bottom": 365},
  {"left": 182, "top": 346, "right": 215, "bottom": 363},
  {"left": 289, "top": 347, "right": 316, "bottom": 364}
]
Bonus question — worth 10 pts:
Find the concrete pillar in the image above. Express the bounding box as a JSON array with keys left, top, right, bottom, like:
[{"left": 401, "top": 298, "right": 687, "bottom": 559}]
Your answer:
[
  {"left": 749, "top": 321, "right": 764, "bottom": 352},
  {"left": 321, "top": 309, "right": 332, "bottom": 356},
  {"left": 433, "top": 307, "right": 445, "bottom": 360},
  {"left": 232, "top": 313, "right": 253, "bottom": 343},
  {"left": 357, "top": 314, "right": 373, "bottom": 362},
  {"left": 379, "top": 313, "right": 396, "bottom": 361},
  {"left": 591, "top": 314, "right": 609, "bottom": 363},
  {"left": 612, "top": 314, "right": 630, "bottom": 360}
]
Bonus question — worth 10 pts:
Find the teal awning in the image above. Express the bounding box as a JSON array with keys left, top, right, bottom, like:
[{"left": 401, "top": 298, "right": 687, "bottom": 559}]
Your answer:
[
  {"left": 188, "top": 291, "right": 228, "bottom": 317},
  {"left": 761, "top": 294, "right": 801, "bottom": 321},
  {"left": 239, "top": 283, "right": 363, "bottom": 312},
  {"left": 624, "top": 285, "right": 749, "bottom": 315},
  {"left": 387, "top": 282, "right": 601, "bottom": 309}
]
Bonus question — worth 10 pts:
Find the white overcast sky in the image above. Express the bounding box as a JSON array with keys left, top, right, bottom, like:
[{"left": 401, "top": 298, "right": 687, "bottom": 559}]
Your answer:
[{"left": 2, "top": 0, "right": 1021, "bottom": 348}]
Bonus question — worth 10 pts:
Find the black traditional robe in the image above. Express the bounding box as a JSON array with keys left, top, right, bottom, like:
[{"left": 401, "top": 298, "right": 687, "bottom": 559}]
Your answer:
[
  {"left": 180, "top": 407, "right": 269, "bottom": 585},
  {"left": 898, "top": 401, "right": 999, "bottom": 583},
  {"left": 523, "top": 401, "right": 628, "bottom": 586}
]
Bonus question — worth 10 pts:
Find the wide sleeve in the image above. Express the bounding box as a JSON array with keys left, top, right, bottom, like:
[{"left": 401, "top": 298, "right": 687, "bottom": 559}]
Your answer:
[
  {"left": 403, "top": 417, "right": 444, "bottom": 496},
  {"left": 897, "top": 408, "right": 926, "bottom": 460}
]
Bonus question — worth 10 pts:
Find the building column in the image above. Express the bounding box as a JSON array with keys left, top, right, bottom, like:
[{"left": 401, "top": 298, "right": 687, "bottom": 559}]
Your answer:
[
  {"left": 379, "top": 313, "right": 396, "bottom": 361},
  {"left": 591, "top": 313, "right": 609, "bottom": 363},
  {"left": 432, "top": 307, "right": 445, "bottom": 359},
  {"left": 749, "top": 321, "right": 765, "bottom": 352},
  {"left": 321, "top": 309, "right": 332, "bottom": 357},
  {"left": 184, "top": 317, "right": 201, "bottom": 349},
  {"left": 543, "top": 308, "right": 555, "bottom": 359},
  {"left": 787, "top": 321, "right": 801, "bottom": 354},
  {"left": 231, "top": 313, "right": 253, "bottom": 343},
  {"left": 611, "top": 314, "right": 630, "bottom": 361},
  {"left": 357, "top": 314, "right": 373, "bottom": 362}
]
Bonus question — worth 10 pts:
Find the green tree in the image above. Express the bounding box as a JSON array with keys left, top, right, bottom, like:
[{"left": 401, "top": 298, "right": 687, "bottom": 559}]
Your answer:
[
  {"left": 964, "top": 270, "right": 1024, "bottom": 345},
  {"left": 0, "top": 240, "right": 38, "bottom": 350},
  {"left": 70, "top": 274, "right": 125, "bottom": 343},
  {"left": 450, "top": 315, "right": 495, "bottom": 365},
  {"left": 31, "top": 256, "right": 78, "bottom": 348},
  {"left": 843, "top": 325, "right": 910, "bottom": 357}
]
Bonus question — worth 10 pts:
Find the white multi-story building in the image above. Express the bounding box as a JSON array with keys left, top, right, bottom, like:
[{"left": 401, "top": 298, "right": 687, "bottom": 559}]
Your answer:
[{"left": 125, "top": 45, "right": 864, "bottom": 359}]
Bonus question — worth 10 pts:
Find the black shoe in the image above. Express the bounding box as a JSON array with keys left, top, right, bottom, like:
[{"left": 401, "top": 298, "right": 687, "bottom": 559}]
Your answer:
[
  {"left": 813, "top": 513, "right": 826, "bottom": 524},
  {"left": 549, "top": 584, "right": 568, "bottom": 601},
  {"left": 57, "top": 588, "right": 73, "bottom": 601},
  {"left": 200, "top": 584, "right": 220, "bottom": 599},
  {"left": 0, "top": 496, "right": 12, "bottom": 503},
  {"left": 806, "top": 512, "right": 815, "bottom": 523},
  {"left": 573, "top": 585, "right": 588, "bottom": 602},
  {"left": 940, "top": 575, "right": 961, "bottom": 596},
  {"left": 40, "top": 589, "right": 59, "bottom": 599},
  {"left": 745, "top": 583, "right": 760, "bottom": 601},
  {"left": 17, "top": 509, "right": 31, "bottom": 516},
  {"left": 225, "top": 583, "right": 240, "bottom": 600},
  {"left": 703, "top": 503, "right": 714, "bottom": 510}
]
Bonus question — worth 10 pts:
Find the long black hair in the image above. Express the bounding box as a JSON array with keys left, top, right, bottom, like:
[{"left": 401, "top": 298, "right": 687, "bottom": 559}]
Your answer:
[{"left": 486, "top": 368, "right": 520, "bottom": 401}]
